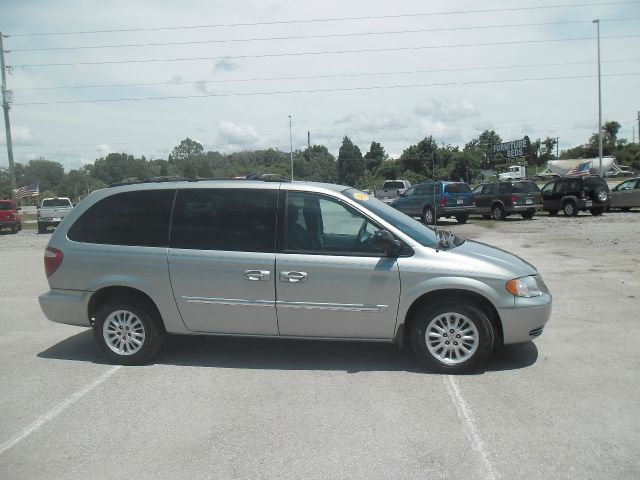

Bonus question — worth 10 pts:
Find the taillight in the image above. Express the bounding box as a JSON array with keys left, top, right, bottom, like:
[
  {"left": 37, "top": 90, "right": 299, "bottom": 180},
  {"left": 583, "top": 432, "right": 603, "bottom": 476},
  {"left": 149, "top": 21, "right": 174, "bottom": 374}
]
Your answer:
[
  {"left": 471, "top": 196, "right": 477, "bottom": 205},
  {"left": 510, "top": 194, "right": 517, "bottom": 205},
  {"left": 44, "top": 247, "right": 63, "bottom": 277},
  {"left": 440, "top": 197, "right": 446, "bottom": 207}
]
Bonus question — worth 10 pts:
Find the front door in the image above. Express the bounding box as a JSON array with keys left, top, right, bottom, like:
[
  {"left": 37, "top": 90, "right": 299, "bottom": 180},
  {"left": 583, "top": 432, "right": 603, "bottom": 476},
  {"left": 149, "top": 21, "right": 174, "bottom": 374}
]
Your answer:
[
  {"left": 275, "top": 191, "right": 401, "bottom": 339},
  {"left": 168, "top": 187, "right": 279, "bottom": 334}
]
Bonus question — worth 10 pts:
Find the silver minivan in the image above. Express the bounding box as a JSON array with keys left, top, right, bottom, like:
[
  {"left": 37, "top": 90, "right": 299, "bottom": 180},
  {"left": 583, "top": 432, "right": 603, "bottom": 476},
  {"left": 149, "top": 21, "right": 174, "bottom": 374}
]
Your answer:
[{"left": 39, "top": 180, "right": 552, "bottom": 373}]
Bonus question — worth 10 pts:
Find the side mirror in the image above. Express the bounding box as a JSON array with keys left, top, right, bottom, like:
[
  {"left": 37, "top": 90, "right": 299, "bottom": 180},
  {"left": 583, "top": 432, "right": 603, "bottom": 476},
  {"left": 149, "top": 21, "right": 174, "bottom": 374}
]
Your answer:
[{"left": 373, "top": 230, "right": 402, "bottom": 256}]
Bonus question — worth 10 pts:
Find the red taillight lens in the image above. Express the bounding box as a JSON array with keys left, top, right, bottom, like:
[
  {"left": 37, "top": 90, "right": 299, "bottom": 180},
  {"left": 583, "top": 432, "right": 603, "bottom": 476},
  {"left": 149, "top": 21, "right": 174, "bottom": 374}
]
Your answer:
[
  {"left": 440, "top": 197, "right": 446, "bottom": 207},
  {"left": 510, "top": 194, "right": 517, "bottom": 204},
  {"left": 471, "top": 196, "right": 477, "bottom": 205},
  {"left": 44, "top": 247, "right": 63, "bottom": 277}
]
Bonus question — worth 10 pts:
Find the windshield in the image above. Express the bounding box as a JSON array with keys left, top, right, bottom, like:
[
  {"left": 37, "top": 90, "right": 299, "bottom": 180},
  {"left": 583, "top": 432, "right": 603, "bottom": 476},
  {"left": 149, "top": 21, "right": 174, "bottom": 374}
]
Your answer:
[
  {"left": 42, "top": 199, "right": 71, "bottom": 207},
  {"left": 344, "top": 189, "right": 438, "bottom": 247}
]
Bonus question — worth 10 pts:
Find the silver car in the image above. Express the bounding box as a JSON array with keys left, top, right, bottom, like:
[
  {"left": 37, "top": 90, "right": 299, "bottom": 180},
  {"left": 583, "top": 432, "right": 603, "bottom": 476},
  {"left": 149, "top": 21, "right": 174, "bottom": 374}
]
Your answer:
[{"left": 39, "top": 180, "right": 552, "bottom": 373}]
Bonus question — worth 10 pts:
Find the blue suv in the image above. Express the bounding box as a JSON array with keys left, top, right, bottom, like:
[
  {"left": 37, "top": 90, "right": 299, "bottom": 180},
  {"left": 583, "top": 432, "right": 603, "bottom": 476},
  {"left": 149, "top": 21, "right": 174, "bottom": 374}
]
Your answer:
[{"left": 392, "top": 181, "right": 476, "bottom": 224}]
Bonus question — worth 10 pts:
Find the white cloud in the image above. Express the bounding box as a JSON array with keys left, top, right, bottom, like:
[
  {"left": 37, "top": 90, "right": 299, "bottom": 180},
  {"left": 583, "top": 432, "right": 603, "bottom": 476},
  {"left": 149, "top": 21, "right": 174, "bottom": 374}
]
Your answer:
[
  {"left": 0, "top": 126, "right": 39, "bottom": 146},
  {"left": 216, "top": 121, "right": 259, "bottom": 147},
  {"left": 414, "top": 99, "right": 479, "bottom": 123},
  {"left": 333, "top": 109, "right": 410, "bottom": 133},
  {"left": 213, "top": 58, "right": 242, "bottom": 74}
]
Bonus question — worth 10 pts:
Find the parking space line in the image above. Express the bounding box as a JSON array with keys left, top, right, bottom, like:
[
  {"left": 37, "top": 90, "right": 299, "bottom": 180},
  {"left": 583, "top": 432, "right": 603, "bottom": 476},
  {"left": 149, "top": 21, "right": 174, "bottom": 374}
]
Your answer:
[
  {"left": 0, "top": 365, "right": 121, "bottom": 457},
  {"left": 443, "top": 375, "right": 497, "bottom": 480}
]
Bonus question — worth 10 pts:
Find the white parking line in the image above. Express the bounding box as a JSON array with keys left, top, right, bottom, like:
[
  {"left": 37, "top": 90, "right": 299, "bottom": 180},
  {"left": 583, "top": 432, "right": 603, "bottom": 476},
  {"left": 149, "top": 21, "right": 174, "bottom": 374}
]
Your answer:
[
  {"left": 443, "top": 375, "right": 497, "bottom": 480},
  {"left": 0, "top": 365, "right": 121, "bottom": 457}
]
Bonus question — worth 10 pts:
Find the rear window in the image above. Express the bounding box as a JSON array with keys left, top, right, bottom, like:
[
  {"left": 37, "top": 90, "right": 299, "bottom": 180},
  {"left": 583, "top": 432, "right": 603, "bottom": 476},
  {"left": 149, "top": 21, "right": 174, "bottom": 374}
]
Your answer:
[
  {"left": 511, "top": 182, "right": 541, "bottom": 193},
  {"left": 68, "top": 190, "right": 175, "bottom": 247},
  {"left": 42, "top": 199, "right": 71, "bottom": 207},
  {"left": 444, "top": 183, "right": 471, "bottom": 194},
  {"left": 383, "top": 181, "right": 406, "bottom": 189},
  {"left": 583, "top": 177, "right": 608, "bottom": 189},
  {"left": 0, "top": 202, "right": 12, "bottom": 211}
]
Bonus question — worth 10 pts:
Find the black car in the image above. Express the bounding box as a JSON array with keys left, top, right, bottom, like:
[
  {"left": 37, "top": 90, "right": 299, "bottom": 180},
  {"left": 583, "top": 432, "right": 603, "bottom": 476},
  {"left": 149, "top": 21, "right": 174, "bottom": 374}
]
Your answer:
[
  {"left": 541, "top": 176, "right": 610, "bottom": 216},
  {"left": 472, "top": 180, "right": 542, "bottom": 220}
]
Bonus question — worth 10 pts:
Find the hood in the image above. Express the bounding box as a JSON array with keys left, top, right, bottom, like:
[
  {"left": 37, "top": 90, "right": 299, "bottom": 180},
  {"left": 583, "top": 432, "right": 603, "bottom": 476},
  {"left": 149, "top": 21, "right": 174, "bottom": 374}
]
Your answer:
[{"left": 439, "top": 239, "right": 538, "bottom": 279}]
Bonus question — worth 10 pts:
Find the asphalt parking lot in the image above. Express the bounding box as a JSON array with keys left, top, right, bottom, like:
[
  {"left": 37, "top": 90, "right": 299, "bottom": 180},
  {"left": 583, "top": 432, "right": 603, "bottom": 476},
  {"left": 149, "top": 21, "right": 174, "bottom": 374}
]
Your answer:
[{"left": 1, "top": 211, "right": 639, "bottom": 480}]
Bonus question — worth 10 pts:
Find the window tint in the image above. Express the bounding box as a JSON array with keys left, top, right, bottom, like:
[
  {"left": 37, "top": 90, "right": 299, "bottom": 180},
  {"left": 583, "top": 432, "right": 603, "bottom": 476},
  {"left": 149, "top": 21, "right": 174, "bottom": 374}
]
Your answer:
[
  {"left": 170, "top": 188, "right": 277, "bottom": 252},
  {"left": 0, "top": 202, "right": 12, "bottom": 211},
  {"left": 511, "top": 181, "right": 541, "bottom": 193},
  {"left": 567, "top": 179, "right": 581, "bottom": 191},
  {"left": 42, "top": 198, "right": 71, "bottom": 207},
  {"left": 542, "top": 182, "right": 555, "bottom": 193},
  {"left": 498, "top": 183, "right": 510, "bottom": 194},
  {"left": 403, "top": 186, "right": 416, "bottom": 196},
  {"left": 284, "top": 192, "right": 382, "bottom": 255},
  {"left": 384, "top": 181, "right": 406, "bottom": 189},
  {"left": 483, "top": 184, "right": 497, "bottom": 195},
  {"left": 444, "top": 183, "right": 471, "bottom": 194},
  {"left": 583, "top": 177, "right": 607, "bottom": 189},
  {"left": 68, "top": 190, "right": 175, "bottom": 246},
  {"left": 414, "top": 185, "right": 427, "bottom": 195}
]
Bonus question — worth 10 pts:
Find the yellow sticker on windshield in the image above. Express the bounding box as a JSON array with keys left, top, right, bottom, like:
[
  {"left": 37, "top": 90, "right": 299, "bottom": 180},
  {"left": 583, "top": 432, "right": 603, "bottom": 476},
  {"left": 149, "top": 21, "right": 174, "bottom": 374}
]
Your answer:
[{"left": 353, "top": 192, "right": 369, "bottom": 201}]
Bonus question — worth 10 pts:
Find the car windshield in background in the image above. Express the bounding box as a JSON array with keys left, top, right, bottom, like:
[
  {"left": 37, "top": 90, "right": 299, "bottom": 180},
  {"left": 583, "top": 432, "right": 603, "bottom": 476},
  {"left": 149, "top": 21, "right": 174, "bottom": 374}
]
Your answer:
[
  {"left": 384, "top": 181, "right": 406, "bottom": 189},
  {"left": 0, "top": 202, "right": 11, "bottom": 210},
  {"left": 345, "top": 188, "right": 438, "bottom": 247},
  {"left": 444, "top": 183, "right": 471, "bottom": 193},
  {"left": 512, "top": 182, "right": 541, "bottom": 193},
  {"left": 42, "top": 199, "right": 70, "bottom": 207}
]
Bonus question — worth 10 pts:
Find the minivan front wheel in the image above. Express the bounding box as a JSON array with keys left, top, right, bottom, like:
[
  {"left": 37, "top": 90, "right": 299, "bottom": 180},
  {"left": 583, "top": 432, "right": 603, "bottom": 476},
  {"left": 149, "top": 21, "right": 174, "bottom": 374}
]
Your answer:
[
  {"left": 410, "top": 301, "right": 494, "bottom": 373},
  {"left": 93, "top": 297, "right": 164, "bottom": 365}
]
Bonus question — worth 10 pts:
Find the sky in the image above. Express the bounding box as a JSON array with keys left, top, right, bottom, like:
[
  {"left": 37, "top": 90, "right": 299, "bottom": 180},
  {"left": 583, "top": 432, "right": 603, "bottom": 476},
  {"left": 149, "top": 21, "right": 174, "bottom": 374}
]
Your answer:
[{"left": 1, "top": 0, "right": 639, "bottom": 171}]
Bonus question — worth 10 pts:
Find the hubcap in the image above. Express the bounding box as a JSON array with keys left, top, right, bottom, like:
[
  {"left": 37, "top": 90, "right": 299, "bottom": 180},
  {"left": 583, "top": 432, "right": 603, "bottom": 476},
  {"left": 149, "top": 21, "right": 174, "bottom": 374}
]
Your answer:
[
  {"left": 565, "top": 203, "right": 574, "bottom": 215},
  {"left": 597, "top": 190, "right": 607, "bottom": 201},
  {"left": 103, "top": 310, "right": 146, "bottom": 356},
  {"left": 425, "top": 210, "right": 433, "bottom": 223},
  {"left": 425, "top": 312, "right": 479, "bottom": 365},
  {"left": 493, "top": 207, "right": 501, "bottom": 220}
]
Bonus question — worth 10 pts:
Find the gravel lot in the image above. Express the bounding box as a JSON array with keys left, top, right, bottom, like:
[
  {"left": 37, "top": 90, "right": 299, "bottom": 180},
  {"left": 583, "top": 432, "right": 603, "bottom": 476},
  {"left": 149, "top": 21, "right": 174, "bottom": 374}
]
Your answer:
[{"left": 1, "top": 211, "right": 639, "bottom": 480}]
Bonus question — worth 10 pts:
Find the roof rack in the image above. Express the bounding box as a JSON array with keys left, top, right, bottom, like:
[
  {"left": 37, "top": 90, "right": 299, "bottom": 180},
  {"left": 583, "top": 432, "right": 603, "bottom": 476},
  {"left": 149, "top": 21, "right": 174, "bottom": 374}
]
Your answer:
[{"left": 108, "top": 173, "right": 290, "bottom": 188}]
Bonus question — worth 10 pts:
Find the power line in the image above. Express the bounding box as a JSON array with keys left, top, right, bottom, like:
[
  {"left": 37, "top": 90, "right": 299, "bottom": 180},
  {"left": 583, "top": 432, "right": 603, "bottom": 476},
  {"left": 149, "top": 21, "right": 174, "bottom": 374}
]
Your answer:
[
  {"left": 5, "top": 1, "right": 639, "bottom": 37},
  {"left": 8, "top": 34, "right": 640, "bottom": 68},
  {"left": 10, "top": 59, "right": 639, "bottom": 92},
  {"left": 6, "top": 18, "right": 640, "bottom": 52},
  {"left": 13, "top": 72, "right": 640, "bottom": 106}
]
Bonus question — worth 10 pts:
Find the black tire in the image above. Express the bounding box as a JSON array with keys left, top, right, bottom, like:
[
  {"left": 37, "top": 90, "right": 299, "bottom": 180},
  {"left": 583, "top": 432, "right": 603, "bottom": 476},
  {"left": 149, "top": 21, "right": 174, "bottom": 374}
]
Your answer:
[
  {"left": 455, "top": 213, "right": 469, "bottom": 224},
  {"left": 410, "top": 300, "right": 495, "bottom": 374},
  {"left": 422, "top": 207, "right": 436, "bottom": 225},
  {"left": 37, "top": 223, "right": 46, "bottom": 234},
  {"left": 547, "top": 210, "right": 558, "bottom": 216},
  {"left": 491, "top": 204, "right": 505, "bottom": 221},
  {"left": 590, "top": 207, "right": 605, "bottom": 216},
  {"left": 10, "top": 225, "right": 17, "bottom": 234},
  {"left": 521, "top": 211, "right": 535, "bottom": 220},
  {"left": 593, "top": 187, "right": 608, "bottom": 203},
  {"left": 93, "top": 296, "right": 165, "bottom": 365},
  {"left": 482, "top": 214, "right": 492, "bottom": 220},
  {"left": 620, "top": 207, "right": 631, "bottom": 212},
  {"left": 563, "top": 201, "right": 577, "bottom": 217}
]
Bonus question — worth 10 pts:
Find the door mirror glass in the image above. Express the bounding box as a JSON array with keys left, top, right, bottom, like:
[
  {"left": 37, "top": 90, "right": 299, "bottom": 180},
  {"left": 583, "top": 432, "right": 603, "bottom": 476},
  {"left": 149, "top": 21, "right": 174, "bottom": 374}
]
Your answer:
[{"left": 373, "top": 230, "right": 402, "bottom": 256}]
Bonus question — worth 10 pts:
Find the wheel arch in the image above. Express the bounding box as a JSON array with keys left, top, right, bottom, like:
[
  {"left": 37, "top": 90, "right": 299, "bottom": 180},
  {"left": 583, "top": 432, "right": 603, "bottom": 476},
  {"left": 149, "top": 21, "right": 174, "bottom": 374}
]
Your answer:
[
  {"left": 400, "top": 289, "right": 503, "bottom": 346},
  {"left": 88, "top": 286, "right": 166, "bottom": 332}
]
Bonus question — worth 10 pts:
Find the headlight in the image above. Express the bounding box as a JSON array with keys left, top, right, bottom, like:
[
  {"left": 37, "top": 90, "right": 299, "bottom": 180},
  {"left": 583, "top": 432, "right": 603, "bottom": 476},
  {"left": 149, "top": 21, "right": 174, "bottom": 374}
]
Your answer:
[{"left": 506, "top": 275, "right": 542, "bottom": 297}]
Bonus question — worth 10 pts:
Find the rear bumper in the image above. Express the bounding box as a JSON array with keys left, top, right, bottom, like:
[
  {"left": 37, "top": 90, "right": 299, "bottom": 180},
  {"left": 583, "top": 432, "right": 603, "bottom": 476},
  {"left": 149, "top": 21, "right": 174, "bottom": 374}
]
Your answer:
[
  {"left": 39, "top": 289, "right": 92, "bottom": 327},
  {"left": 438, "top": 206, "right": 476, "bottom": 216},
  {"left": 505, "top": 204, "right": 543, "bottom": 213},
  {"left": 0, "top": 220, "right": 19, "bottom": 228},
  {"left": 498, "top": 294, "right": 552, "bottom": 344}
]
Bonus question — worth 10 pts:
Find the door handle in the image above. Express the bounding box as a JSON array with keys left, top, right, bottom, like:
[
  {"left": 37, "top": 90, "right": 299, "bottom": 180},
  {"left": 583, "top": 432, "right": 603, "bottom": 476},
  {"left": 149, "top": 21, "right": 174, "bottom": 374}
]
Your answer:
[
  {"left": 243, "top": 270, "right": 271, "bottom": 281},
  {"left": 280, "top": 271, "right": 308, "bottom": 283}
]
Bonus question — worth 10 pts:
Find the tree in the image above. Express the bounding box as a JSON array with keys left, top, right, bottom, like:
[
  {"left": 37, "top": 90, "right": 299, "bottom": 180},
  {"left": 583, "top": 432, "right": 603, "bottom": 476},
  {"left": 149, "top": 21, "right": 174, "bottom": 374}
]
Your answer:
[
  {"left": 337, "top": 136, "right": 364, "bottom": 186},
  {"left": 301, "top": 145, "right": 337, "bottom": 183},
  {"left": 88, "top": 153, "right": 150, "bottom": 185},
  {"left": 398, "top": 136, "right": 438, "bottom": 176},
  {"left": 464, "top": 130, "right": 502, "bottom": 168},
  {"left": 23, "top": 158, "right": 65, "bottom": 193},
  {"left": 364, "top": 141, "right": 387, "bottom": 172},
  {"left": 169, "top": 138, "right": 205, "bottom": 177}
]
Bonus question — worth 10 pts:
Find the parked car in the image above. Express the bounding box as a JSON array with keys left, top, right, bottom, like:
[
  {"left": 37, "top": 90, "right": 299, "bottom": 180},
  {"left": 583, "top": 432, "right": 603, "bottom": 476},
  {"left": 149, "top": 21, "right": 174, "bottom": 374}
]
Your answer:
[
  {"left": 391, "top": 181, "right": 475, "bottom": 224},
  {"left": 38, "top": 179, "right": 551, "bottom": 374},
  {"left": 38, "top": 197, "right": 74, "bottom": 233},
  {"left": 541, "top": 176, "right": 610, "bottom": 216},
  {"left": 374, "top": 179, "right": 411, "bottom": 204},
  {"left": 472, "top": 180, "right": 543, "bottom": 220},
  {"left": 609, "top": 177, "right": 640, "bottom": 211},
  {"left": 0, "top": 199, "right": 22, "bottom": 234}
]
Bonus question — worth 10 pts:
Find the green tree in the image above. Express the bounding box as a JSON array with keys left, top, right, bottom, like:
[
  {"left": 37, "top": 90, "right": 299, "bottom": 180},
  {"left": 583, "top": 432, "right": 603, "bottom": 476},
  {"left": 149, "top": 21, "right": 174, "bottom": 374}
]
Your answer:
[
  {"left": 337, "top": 136, "right": 364, "bottom": 186},
  {"left": 301, "top": 145, "right": 337, "bottom": 182},
  {"left": 169, "top": 138, "right": 205, "bottom": 177},
  {"left": 364, "top": 141, "right": 387, "bottom": 172},
  {"left": 23, "top": 158, "right": 65, "bottom": 193}
]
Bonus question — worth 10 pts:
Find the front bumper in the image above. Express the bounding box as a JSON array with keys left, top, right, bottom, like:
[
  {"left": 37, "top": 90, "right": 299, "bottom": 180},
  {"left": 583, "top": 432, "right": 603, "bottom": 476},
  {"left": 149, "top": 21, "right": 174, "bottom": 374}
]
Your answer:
[
  {"left": 39, "top": 289, "right": 92, "bottom": 327},
  {"left": 498, "top": 293, "right": 552, "bottom": 344}
]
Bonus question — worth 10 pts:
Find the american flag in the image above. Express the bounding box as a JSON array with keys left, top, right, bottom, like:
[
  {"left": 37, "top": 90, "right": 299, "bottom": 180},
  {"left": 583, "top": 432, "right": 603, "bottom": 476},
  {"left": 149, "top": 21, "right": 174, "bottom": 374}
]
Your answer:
[
  {"left": 566, "top": 161, "right": 592, "bottom": 177},
  {"left": 15, "top": 183, "right": 40, "bottom": 199}
]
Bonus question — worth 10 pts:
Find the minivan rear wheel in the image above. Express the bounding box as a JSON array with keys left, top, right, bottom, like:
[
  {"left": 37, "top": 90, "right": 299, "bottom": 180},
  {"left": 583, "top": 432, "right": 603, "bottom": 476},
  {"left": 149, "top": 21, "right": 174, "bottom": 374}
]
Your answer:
[
  {"left": 455, "top": 213, "right": 469, "bottom": 224},
  {"left": 422, "top": 207, "right": 435, "bottom": 225},
  {"left": 93, "top": 296, "right": 164, "bottom": 365},
  {"left": 410, "top": 301, "right": 494, "bottom": 373}
]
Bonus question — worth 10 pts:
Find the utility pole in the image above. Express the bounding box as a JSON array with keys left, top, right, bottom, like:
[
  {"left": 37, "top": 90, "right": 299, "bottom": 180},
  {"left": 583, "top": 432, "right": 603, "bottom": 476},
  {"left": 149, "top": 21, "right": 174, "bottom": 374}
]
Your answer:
[
  {"left": 593, "top": 19, "right": 603, "bottom": 176},
  {"left": 0, "top": 33, "right": 17, "bottom": 199},
  {"left": 288, "top": 115, "right": 293, "bottom": 181},
  {"left": 307, "top": 131, "right": 311, "bottom": 150},
  {"left": 637, "top": 111, "right": 639, "bottom": 144},
  {"left": 556, "top": 137, "right": 559, "bottom": 158}
]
